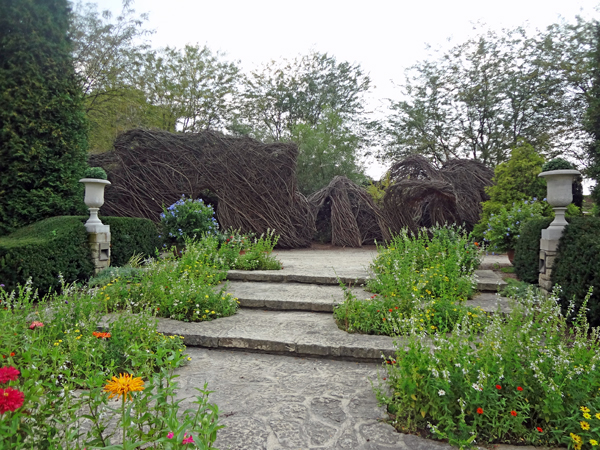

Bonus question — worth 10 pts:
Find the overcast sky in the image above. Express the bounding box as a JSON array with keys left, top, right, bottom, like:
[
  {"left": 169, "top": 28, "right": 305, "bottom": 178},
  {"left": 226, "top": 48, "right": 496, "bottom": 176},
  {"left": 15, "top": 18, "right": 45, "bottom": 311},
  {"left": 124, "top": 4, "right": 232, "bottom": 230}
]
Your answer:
[{"left": 92, "top": 0, "right": 600, "bottom": 182}]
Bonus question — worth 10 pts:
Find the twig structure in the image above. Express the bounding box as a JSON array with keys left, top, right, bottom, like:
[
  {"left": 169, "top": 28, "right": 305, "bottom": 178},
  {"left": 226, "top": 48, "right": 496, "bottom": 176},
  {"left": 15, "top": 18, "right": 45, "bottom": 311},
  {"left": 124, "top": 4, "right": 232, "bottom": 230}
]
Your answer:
[
  {"left": 89, "top": 129, "right": 313, "bottom": 248},
  {"left": 308, "top": 176, "right": 391, "bottom": 247}
]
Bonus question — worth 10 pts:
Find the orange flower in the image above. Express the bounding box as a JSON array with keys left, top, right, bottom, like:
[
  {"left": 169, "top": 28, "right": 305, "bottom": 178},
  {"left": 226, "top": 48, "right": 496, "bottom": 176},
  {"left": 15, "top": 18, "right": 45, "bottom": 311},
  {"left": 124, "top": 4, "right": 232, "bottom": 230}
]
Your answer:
[
  {"left": 510, "top": 410, "right": 517, "bottom": 416},
  {"left": 92, "top": 331, "right": 111, "bottom": 339},
  {"left": 103, "top": 373, "right": 144, "bottom": 402}
]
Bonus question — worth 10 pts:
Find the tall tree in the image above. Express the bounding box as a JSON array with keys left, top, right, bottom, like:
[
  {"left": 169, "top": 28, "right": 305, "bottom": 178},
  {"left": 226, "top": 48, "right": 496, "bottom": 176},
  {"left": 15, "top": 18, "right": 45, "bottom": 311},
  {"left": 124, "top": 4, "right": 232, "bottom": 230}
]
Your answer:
[
  {"left": 382, "top": 24, "right": 591, "bottom": 167},
  {"left": 0, "top": 0, "right": 88, "bottom": 235},
  {"left": 584, "top": 21, "right": 600, "bottom": 207}
]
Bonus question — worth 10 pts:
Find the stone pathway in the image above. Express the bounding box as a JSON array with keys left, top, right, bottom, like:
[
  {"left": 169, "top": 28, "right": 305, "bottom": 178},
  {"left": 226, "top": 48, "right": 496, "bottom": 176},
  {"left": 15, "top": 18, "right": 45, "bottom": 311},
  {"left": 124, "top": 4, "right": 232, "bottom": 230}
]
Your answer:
[{"left": 163, "top": 248, "right": 530, "bottom": 450}]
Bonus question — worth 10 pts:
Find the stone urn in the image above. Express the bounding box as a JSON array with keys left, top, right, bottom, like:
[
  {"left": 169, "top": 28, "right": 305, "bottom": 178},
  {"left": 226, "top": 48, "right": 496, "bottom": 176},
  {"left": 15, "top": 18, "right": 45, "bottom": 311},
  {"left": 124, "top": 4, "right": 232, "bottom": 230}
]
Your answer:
[
  {"left": 538, "top": 169, "right": 580, "bottom": 230},
  {"left": 79, "top": 178, "right": 111, "bottom": 232}
]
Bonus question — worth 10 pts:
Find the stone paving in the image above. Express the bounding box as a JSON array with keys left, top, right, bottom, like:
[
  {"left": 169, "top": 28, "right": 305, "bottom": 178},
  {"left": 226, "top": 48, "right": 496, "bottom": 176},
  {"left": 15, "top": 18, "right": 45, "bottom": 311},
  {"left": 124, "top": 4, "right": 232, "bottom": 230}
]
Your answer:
[{"left": 164, "top": 248, "right": 540, "bottom": 450}]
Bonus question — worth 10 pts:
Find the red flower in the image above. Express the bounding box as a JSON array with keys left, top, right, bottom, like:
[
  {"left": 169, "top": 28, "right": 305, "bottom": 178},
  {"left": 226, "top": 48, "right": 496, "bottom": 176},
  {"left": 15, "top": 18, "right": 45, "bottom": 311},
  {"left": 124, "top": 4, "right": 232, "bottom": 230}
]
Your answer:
[
  {"left": 382, "top": 318, "right": 386, "bottom": 321},
  {"left": 477, "top": 407, "right": 484, "bottom": 414},
  {"left": 394, "top": 306, "right": 398, "bottom": 310},
  {"left": 495, "top": 384, "right": 502, "bottom": 390},
  {"left": 29, "top": 321, "right": 44, "bottom": 330},
  {"left": 510, "top": 410, "right": 517, "bottom": 417},
  {"left": 536, "top": 427, "right": 543, "bottom": 432},
  {"left": 0, "top": 387, "right": 24, "bottom": 414},
  {"left": 0, "top": 367, "right": 20, "bottom": 384},
  {"left": 377, "top": 310, "right": 380, "bottom": 313},
  {"left": 92, "top": 332, "right": 111, "bottom": 339},
  {"left": 517, "top": 386, "right": 523, "bottom": 391},
  {"left": 9, "top": 353, "right": 14, "bottom": 357},
  {"left": 389, "top": 309, "right": 393, "bottom": 312}
]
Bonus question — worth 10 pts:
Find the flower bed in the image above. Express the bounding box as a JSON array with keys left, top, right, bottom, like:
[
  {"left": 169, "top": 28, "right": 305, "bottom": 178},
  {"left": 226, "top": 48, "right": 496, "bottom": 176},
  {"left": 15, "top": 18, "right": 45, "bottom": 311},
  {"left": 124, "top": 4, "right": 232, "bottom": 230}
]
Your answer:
[
  {"left": 375, "top": 287, "right": 600, "bottom": 449},
  {"left": 334, "top": 227, "right": 486, "bottom": 335}
]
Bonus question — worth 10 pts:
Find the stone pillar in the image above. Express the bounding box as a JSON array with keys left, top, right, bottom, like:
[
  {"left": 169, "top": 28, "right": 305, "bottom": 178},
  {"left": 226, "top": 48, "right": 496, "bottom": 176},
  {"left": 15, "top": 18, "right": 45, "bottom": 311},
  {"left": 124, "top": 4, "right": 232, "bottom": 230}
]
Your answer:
[
  {"left": 87, "top": 223, "right": 111, "bottom": 274},
  {"left": 539, "top": 229, "right": 560, "bottom": 295}
]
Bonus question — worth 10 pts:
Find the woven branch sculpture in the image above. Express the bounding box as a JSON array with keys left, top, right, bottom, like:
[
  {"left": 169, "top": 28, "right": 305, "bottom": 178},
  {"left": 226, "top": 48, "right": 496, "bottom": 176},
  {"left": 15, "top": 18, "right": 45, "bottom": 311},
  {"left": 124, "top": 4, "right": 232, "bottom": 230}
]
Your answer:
[
  {"left": 89, "top": 129, "right": 314, "bottom": 248},
  {"left": 308, "top": 176, "right": 391, "bottom": 247},
  {"left": 383, "top": 155, "right": 493, "bottom": 234}
]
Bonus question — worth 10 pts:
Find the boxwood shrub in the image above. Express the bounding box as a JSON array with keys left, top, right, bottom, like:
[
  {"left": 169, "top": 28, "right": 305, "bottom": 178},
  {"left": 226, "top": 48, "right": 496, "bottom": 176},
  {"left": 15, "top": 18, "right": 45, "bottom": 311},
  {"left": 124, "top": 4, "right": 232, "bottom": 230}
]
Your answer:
[
  {"left": 552, "top": 216, "right": 600, "bottom": 325},
  {"left": 100, "top": 216, "right": 162, "bottom": 267},
  {"left": 513, "top": 216, "right": 553, "bottom": 284},
  {"left": 0, "top": 216, "right": 94, "bottom": 294}
]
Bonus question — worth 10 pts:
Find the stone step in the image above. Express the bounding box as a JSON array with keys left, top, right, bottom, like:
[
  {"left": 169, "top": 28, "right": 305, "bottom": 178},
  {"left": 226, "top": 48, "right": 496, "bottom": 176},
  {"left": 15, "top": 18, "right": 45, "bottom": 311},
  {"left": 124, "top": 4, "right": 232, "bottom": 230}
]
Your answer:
[
  {"left": 227, "top": 269, "right": 507, "bottom": 292},
  {"left": 226, "top": 281, "right": 371, "bottom": 312},
  {"left": 467, "top": 292, "right": 512, "bottom": 314},
  {"left": 155, "top": 309, "right": 398, "bottom": 363}
]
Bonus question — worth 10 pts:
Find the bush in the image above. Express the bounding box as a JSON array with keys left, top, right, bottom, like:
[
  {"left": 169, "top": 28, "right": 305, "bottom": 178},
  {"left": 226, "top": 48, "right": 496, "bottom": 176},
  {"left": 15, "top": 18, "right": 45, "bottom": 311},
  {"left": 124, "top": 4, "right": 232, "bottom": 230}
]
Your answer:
[
  {"left": 334, "top": 227, "right": 485, "bottom": 335},
  {"left": 483, "top": 199, "right": 546, "bottom": 252},
  {"left": 101, "top": 216, "right": 162, "bottom": 267},
  {"left": 513, "top": 216, "right": 553, "bottom": 284},
  {"left": 541, "top": 158, "right": 575, "bottom": 171},
  {"left": 84, "top": 166, "right": 108, "bottom": 179},
  {"left": 552, "top": 216, "right": 600, "bottom": 325},
  {"left": 0, "top": 216, "right": 94, "bottom": 294},
  {"left": 160, "top": 196, "right": 219, "bottom": 246}
]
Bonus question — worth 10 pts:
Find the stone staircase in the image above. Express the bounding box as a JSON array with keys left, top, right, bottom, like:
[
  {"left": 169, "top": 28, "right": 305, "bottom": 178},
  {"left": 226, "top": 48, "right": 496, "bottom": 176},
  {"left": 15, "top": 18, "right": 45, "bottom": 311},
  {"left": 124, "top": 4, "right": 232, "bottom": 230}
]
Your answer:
[{"left": 156, "top": 249, "right": 510, "bottom": 363}]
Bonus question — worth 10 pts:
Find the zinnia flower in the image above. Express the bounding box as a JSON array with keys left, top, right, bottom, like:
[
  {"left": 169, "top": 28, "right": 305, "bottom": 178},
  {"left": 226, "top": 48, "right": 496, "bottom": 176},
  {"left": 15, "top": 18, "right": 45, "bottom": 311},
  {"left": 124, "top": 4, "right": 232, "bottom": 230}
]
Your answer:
[
  {"left": 495, "top": 384, "right": 502, "bottom": 390},
  {"left": 182, "top": 433, "right": 194, "bottom": 444},
  {"left": 581, "top": 421, "right": 590, "bottom": 431},
  {"left": 537, "top": 427, "right": 543, "bottom": 432},
  {"left": 0, "top": 387, "right": 25, "bottom": 414},
  {"left": 0, "top": 366, "right": 20, "bottom": 384},
  {"left": 29, "top": 321, "right": 44, "bottom": 330},
  {"left": 477, "top": 407, "right": 483, "bottom": 414},
  {"left": 517, "top": 386, "right": 523, "bottom": 391},
  {"left": 167, "top": 432, "right": 174, "bottom": 439},
  {"left": 92, "top": 331, "right": 111, "bottom": 339},
  {"left": 103, "top": 373, "right": 144, "bottom": 402},
  {"left": 510, "top": 410, "right": 517, "bottom": 417}
]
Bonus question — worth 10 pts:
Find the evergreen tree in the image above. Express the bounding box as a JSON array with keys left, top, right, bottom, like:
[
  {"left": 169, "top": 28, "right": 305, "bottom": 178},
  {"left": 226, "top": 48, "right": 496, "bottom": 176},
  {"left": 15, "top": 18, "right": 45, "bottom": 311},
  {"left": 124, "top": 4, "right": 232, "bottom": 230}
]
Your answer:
[
  {"left": 0, "top": 0, "right": 88, "bottom": 235},
  {"left": 585, "top": 22, "right": 600, "bottom": 208}
]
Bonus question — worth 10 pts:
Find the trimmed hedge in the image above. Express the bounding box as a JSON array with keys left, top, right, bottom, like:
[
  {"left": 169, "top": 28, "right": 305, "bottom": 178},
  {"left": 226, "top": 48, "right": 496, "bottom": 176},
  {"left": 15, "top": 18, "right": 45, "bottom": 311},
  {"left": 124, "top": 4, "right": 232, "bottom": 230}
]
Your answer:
[
  {"left": 0, "top": 216, "right": 162, "bottom": 294},
  {"left": 0, "top": 216, "right": 94, "bottom": 294},
  {"left": 514, "top": 217, "right": 553, "bottom": 284},
  {"left": 100, "top": 216, "right": 162, "bottom": 267},
  {"left": 552, "top": 216, "right": 600, "bottom": 326}
]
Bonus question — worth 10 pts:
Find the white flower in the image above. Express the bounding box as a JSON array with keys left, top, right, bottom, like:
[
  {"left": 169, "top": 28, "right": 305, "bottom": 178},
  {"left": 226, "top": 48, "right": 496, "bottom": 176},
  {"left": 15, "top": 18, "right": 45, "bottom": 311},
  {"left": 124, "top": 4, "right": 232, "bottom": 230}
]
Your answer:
[
  {"left": 472, "top": 383, "right": 483, "bottom": 391},
  {"left": 438, "top": 389, "right": 446, "bottom": 396}
]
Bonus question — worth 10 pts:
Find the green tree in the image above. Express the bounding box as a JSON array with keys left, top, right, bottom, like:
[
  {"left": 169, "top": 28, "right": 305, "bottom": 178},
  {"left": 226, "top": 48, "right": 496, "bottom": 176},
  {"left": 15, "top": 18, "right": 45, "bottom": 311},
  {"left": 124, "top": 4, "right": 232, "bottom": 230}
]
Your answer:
[
  {"left": 584, "top": 21, "right": 600, "bottom": 209},
  {"left": 291, "top": 109, "right": 367, "bottom": 195},
  {"left": 0, "top": 0, "right": 88, "bottom": 235},
  {"left": 383, "top": 23, "right": 590, "bottom": 166}
]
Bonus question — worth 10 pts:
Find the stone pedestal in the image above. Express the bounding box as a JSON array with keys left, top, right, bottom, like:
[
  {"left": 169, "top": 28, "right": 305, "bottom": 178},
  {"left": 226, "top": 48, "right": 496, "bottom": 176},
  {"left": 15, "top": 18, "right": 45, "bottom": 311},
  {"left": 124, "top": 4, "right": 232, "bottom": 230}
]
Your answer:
[{"left": 88, "top": 224, "right": 111, "bottom": 274}]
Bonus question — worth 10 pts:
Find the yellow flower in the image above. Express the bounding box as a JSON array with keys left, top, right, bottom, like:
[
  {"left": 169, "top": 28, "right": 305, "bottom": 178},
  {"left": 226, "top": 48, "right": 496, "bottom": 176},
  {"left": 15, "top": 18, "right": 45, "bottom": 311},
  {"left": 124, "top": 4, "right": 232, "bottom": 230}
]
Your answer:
[
  {"left": 211, "top": 311, "right": 215, "bottom": 314},
  {"left": 596, "top": 412, "right": 600, "bottom": 420},
  {"left": 581, "top": 421, "right": 590, "bottom": 431},
  {"left": 103, "top": 373, "right": 145, "bottom": 402},
  {"left": 591, "top": 440, "right": 598, "bottom": 447},
  {"left": 584, "top": 413, "right": 592, "bottom": 419},
  {"left": 581, "top": 406, "right": 591, "bottom": 413}
]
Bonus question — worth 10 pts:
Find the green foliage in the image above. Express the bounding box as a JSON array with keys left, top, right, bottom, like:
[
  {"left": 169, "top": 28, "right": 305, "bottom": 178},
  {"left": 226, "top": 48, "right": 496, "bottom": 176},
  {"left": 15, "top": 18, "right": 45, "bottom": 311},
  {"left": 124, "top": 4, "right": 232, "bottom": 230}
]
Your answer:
[
  {"left": 375, "top": 287, "right": 600, "bottom": 448},
  {"left": 500, "top": 278, "right": 540, "bottom": 299},
  {"left": 84, "top": 166, "right": 108, "bottom": 179},
  {"left": 160, "top": 196, "right": 219, "bottom": 246},
  {"left": 483, "top": 199, "right": 546, "bottom": 252},
  {"left": 584, "top": 23, "right": 600, "bottom": 207},
  {"left": 0, "top": 216, "right": 94, "bottom": 294},
  {"left": 552, "top": 216, "right": 600, "bottom": 326},
  {"left": 0, "top": 0, "right": 89, "bottom": 236},
  {"left": 541, "top": 158, "right": 576, "bottom": 172},
  {"left": 514, "top": 216, "right": 553, "bottom": 284},
  {"left": 232, "top": 229, "right": 281, "bottom": 270},
  {"left": 334, "top": 227, "right": 484, "bottom": 335},
  {"left": 366, "top": 172, "right": 391, "bottom": 206},
  {"left": 97, "top": 236, "right": 239, "bottom": 322},
  {"left": 101, "top": 216, "right": 162, "bottom": 267},
  {"left": 0, "top": 279, "right": 223, "bottom": 449},
  {"left": 291, "top": 108, "right": 367, "bottom": 195}
]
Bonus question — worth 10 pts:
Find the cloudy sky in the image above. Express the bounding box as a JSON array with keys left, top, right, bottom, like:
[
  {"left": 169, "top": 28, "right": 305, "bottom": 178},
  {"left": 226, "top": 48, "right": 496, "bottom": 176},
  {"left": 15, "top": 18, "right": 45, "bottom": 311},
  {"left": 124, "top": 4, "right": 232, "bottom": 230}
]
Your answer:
[{"left": 92, "top": 0, "right": 600, "bottom": 180}]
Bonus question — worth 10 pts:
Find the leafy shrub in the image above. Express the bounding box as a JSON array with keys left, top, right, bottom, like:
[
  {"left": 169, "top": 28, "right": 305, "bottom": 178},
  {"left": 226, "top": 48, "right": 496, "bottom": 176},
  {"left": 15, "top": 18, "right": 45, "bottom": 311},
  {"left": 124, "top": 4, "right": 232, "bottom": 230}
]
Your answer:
[
  {"left": 83, "top": 166, "right": 108, "bottom": 179},
  {"left": 160, "top": 196, "right": 219, "bottom": 245},
  {"left": 0, "top": 216, "right": 94, "bottom": 294},
  {"left": 230, "top": 229, "right": 281, "bottom": 270},
  {"left": 483, "top": 199, "right": 546, "bottom": 252},
  {"left": 334, "top": 227, "right": 484, "bottom": 335},
  {"left": 375, "top": 288, "right": 600, "bottom": 449},
  {"left": 541, "top": 158, "right": 575, "bottom": 172},
  {"left": 552, "top": 216, "right": 600, "bottom": 325},
  {"left": 101, "top": 216, "right": 162, "bottom": 267},
  {"left": 513, "top": 216, "right": 553, "bottom": 284}
]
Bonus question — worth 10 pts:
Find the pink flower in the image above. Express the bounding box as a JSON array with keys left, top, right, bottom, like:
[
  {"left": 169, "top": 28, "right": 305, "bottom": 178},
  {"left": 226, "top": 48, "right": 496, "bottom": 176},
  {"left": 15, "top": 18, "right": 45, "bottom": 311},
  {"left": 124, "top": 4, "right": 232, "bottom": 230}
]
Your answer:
[
  {"left": 167, "top": 431, "right": 174, "bottom": 439},
  {"left": 29, "top": 321, "right": 44, "bottom": 330},
  {"left": 182, "top": 433, "right": 195, "bottom": 444},
  {"left": 0, "top": 387, "right": 25, "bottom": 414},
  {"left": 0, "top": 366, "right": 20, "bottom": 384}
]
